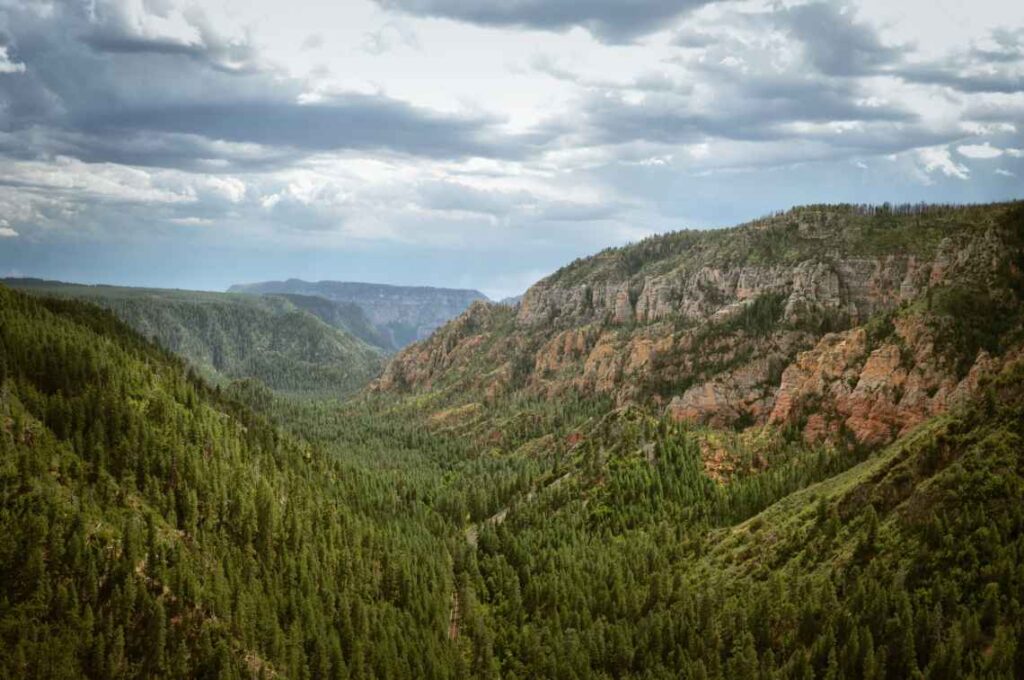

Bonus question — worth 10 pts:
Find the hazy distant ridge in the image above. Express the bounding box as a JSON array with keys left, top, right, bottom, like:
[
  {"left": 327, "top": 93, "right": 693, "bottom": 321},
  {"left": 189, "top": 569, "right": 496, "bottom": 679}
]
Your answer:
[{"left": 229, "top": 278, "right": 488, "bottom": 348}]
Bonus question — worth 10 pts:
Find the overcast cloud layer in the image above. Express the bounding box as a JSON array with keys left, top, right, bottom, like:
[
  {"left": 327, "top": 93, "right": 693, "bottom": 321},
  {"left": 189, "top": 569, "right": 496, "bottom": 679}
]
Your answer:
[{"left": 0, "top": 0, "right": 1022, "bottom": 298}]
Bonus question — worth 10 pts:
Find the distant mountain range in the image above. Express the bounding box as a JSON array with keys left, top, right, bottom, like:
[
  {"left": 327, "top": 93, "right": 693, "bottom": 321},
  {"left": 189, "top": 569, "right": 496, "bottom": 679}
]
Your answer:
[
  {"left": 228, "top": 279, "right": 488, "bottom": 349},
  {"left": 2, "top": 278, "right": 386, "bottom": 396}
]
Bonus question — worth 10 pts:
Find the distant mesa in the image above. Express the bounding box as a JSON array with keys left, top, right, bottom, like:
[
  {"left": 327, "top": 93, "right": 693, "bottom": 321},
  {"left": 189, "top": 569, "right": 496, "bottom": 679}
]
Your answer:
[{"left": 229, "top": 279, "right": 488, "bottom": 349}]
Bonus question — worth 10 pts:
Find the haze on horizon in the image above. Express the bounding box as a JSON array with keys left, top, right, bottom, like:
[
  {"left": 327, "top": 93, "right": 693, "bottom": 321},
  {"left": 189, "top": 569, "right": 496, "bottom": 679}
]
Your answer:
[{"left": 0, "top": 0, "right": 1022, "bottom": 299}]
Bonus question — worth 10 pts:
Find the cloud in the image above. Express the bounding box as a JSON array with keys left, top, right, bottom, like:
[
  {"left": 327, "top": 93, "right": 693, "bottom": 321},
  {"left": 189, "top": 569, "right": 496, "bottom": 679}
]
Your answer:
[
  {"left": 79, "top": 94, "right": 520, "bottom": 159},
  {"left": 0, "top": 0, "right": 530, "bottom": 173},
  {"left": 0, "top": 219, "right": 18, "bottom": 237},
  {"left": 1, "top": 0, "right": 1022, "bottom": 291},
  {"left": 202, "top": 176, "right": 246, "bottom": 203},
  {"left": 958, "top": 142, "right": 1004, "bottom": 159},
  {"left": 896, "top": 27, "right": 1024, "bottom": 94},
  {"left": 553, "top": 38, "right": 921, "bottom": 159},
  {"left": 899, "top": 66, "right": 1024, "bottom": 94},
  {"left": 995, "top": 168, "right": 1016, "bottom": 177},
  {"left": 0, "top": 156, "right": 199, "bottom": 205},
  {"left": 411, "top": 178, "right": 625, "bottom": 224},
  {"left": 917, "top": 146, "right": 970, "bottom": 180},
  {"left": 0, "top": 45, "right": 26, "bottom": 74},
  {"left": 370, "top": 0, "right": 712, "bottom": 42},
  {"left": 530, "top": 3, "right": 1023, "bottom": 180},
  {"left": 415, "top": 179, "right": 522, "bottom": 216},
  {"left": 778, "top": 3, "right": 903, "bottom": 76},
  {"left": 301, "top": 34, "right": 324, "bottom": 50},
  {"left": 79, "top": 0, "right": 261, "bottom": 73},
  {"left": 362, "top": 22, "right": 420, "bottom": 55}
]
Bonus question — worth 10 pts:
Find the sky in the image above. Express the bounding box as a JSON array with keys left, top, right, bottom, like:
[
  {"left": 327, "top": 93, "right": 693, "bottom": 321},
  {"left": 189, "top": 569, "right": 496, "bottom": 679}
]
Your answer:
[{"left": 0, "top": 0, "right": 1022, "bottom": 299}]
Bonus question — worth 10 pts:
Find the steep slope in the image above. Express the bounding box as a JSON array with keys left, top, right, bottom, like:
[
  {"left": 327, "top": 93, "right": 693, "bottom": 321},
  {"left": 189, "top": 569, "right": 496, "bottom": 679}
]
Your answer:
[
  {"left": 0, "top": 286, "right": 457, "bottom": 679},
  {"left": 267, "top": 292, "right": 392, "bottom": 351},
  {"left": 229, "top": 279, "right": 488, "bottom": 348},
  {"left": 355, "top": 201, "right": 1024, "bottom": 677},
  {"left": 453, "top": 355, "right": 1024, "bottom": 679},
  {"left": 378, "top": 202, "right": 1024, "bottom": 448},
  {"left": 3, "top": 279, "right": 385, "bottom": 396}
]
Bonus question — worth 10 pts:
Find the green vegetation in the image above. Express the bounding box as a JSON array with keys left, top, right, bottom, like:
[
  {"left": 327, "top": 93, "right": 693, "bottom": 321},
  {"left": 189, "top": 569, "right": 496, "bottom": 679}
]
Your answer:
[
  {"left": 228, "top": 279, "right": 488, "bottom": 350},
  {"left": 550, "top": 201, "right": 1022, "bottom": 286},
  {"left": 0, "top": 287, "right": 456, "bottom": 679},
  {"left": 460, "top": 365, "right": 1024, "bottom": 678},
  {"left": 268, "top": 293, "right": 392, "bottom": 351},
  {"left": 2, "top": 279, "right": 385, "bottom": 397},
  {"left": 2, "top": 201, "right": 1024, "bottom": 678},
  {"left": 4, "top": 282, "right": 1024, "bottom": 678}
]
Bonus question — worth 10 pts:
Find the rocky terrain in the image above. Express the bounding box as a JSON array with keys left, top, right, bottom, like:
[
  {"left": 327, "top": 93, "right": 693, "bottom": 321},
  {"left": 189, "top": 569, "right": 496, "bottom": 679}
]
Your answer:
[
  {"left": 377, "top": 202, "right": 1024, "bottom": 448},
  {"left": 229, "top": 279, "right": 488, "bottom": 348}
]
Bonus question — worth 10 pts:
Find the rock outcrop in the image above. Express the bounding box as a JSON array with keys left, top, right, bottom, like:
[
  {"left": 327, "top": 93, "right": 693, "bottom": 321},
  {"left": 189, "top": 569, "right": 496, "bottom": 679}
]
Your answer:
[{"left": 376, "top": 202, "right": 1024, "bottom": 448}]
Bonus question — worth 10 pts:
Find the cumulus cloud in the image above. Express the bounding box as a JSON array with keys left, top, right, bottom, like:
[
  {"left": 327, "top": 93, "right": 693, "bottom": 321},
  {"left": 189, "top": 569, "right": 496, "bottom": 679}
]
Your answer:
[
  {"left": 538, "top": 7, "right": 923, "bottom": 163},
  {"left": 81, "top": 94, "right": 521, "bottom": 159},
  {"left": 0, "top": 0, "right": 528, "bottom": 174},
  {"left": 168, "top": 216, "right": 215, "bottom": 226},
  {"left": 79, "top": 0, "right": 261, "bottom": 73},
  {"left": 917, "top": 146, "right": 970, "bottom": 180},
  {"left": 900, "top": 66, "right": 1024, "bottom": 94}
]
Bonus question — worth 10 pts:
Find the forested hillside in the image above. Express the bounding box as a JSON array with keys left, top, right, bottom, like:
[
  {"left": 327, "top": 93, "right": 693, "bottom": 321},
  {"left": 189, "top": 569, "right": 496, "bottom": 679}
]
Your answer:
[
  {"left": 2, "top": 280, "right": 385, "bottom": 397},
  {"left": 3, "top": 202, "right": 1024, "bottom": 679},
  {"left": 365, "top": 200, "right": 1024, "bottom": 677},
  {"left": 268, "top": 293, "right": 392, "bottom": 351},
  {"left": 0, "top": 286, "right": 459, "bottom": 678},
  {"left": 229, "top": 279, "right": 487, "bottom": 349}
]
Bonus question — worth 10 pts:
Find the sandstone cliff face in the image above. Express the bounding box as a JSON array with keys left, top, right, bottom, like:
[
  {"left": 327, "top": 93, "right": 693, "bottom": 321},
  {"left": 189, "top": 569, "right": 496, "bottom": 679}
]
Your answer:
[
  {"left": 768, "top": 315, "right": 1013, "bottom": 446},
  {"left": 519, "top": 256, "right": 933, "bottom": 330},
  {"left": 376, "top": 301, "right": 526, "bottom": 396},
  {"left": 377, "top": 203, "right": 1024, "bottom": 449}
]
